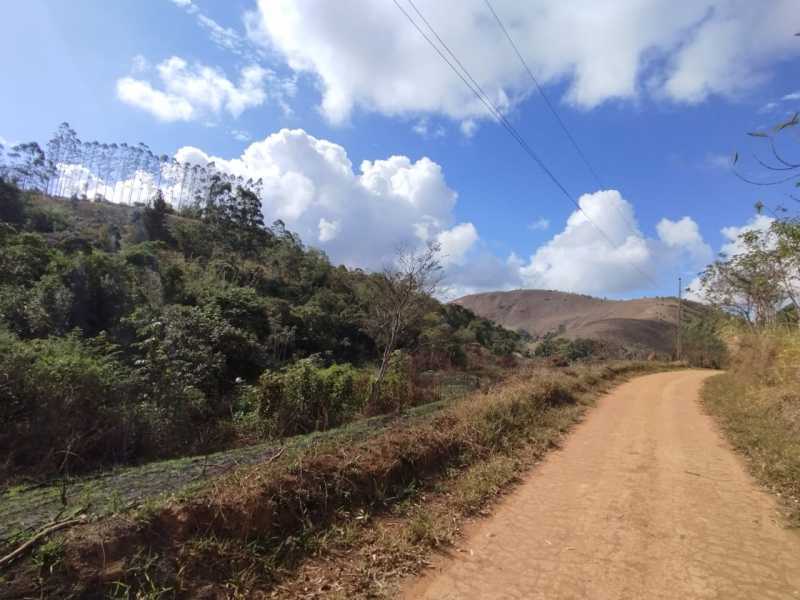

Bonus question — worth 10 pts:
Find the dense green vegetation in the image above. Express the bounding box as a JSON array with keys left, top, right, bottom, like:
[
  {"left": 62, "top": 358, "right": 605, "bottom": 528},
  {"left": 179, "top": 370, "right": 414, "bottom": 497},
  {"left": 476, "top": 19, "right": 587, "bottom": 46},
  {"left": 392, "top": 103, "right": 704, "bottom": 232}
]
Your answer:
[
  {"left": 678, "top": 315, "right": 728, "bottom": 368},
  {"left": 0, "top": 181, "right": 521, "bottom": 482}
]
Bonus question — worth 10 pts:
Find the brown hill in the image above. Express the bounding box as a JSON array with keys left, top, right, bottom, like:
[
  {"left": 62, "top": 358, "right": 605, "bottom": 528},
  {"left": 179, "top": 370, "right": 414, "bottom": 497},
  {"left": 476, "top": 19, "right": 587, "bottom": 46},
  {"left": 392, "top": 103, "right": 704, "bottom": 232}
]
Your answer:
[{"left": 454, "top": 289, "right": 705, "bottom": 356}]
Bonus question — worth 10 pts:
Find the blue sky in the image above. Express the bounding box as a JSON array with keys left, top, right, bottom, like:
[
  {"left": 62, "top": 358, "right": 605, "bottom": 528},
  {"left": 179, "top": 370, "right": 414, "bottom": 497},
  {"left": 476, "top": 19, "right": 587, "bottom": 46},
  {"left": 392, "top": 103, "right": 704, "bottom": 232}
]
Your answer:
[{"left": 2, "top": 0, "right": 799, "bottom": 298}]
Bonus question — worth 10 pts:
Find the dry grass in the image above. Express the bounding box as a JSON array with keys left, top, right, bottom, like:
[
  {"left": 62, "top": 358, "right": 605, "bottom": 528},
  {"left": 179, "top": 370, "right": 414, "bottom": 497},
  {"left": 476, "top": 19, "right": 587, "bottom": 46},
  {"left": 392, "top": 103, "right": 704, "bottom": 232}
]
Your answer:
[
  {"left": 702, "top": 328, "right": 800, "bottom": 527},
  {"left": 2, "top": 361, "right": 669, "bottom": 598}
]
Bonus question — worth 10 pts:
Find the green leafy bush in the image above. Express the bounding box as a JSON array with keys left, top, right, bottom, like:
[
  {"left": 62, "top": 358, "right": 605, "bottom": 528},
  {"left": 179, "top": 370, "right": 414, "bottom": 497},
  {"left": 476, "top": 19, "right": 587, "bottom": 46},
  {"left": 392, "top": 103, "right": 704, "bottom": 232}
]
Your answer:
[
  {"left": 534, "top": 335, "right": 598, "bottom": 361},
  {"left": 131, "top": 304, "right": 265, "bottom": 402},
  {"left": 681, "top": 318, "right": 728, "bottom": 368},
  {"left": 27, "top": 205, "right": 70, "bottom": 233},
  {"left": 364, "top": 351, "right": 414, "bottom": 415},
  {"left": 254, "top": 360, "right": 369, "bottom": 437},
  {"left": 0, "top": 232, "right": 53, "bottom": 286},
  {"left": 0, "top": 330, "right": 137, "bottom": 478}
]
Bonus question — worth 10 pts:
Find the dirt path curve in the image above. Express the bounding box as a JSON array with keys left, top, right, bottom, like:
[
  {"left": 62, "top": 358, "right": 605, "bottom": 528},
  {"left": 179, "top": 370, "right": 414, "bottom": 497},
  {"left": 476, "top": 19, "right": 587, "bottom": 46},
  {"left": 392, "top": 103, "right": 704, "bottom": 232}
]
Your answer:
[{"left": 405, "top": 370, "right": 800, "bottom": 600}]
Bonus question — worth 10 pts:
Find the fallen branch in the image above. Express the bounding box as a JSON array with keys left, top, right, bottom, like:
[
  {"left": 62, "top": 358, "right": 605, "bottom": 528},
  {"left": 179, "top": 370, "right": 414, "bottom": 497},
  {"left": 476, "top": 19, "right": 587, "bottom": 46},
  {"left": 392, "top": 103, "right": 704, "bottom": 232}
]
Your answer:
[
  {"left": 0, "top": 517, "right": 86, "bottom": 569},
  {"left": 265, "top": 447, "right": 284, "bottom": 465}
]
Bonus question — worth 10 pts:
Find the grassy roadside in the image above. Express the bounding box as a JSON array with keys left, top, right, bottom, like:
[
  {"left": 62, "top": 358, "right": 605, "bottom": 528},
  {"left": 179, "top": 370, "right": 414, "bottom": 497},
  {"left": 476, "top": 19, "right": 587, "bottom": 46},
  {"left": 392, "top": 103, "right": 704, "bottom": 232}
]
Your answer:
[
  {"left": 265, "top": 393, "right": 590, "bottom": 599},
  {"left": 700, "top": 328, "right": 800, "bottom": 528},
  {"left": 1, "top": 361, "right": 670, "bottom": 599},
  {"left": 702, "top": 371, "right": 800, "bottom": 527}
]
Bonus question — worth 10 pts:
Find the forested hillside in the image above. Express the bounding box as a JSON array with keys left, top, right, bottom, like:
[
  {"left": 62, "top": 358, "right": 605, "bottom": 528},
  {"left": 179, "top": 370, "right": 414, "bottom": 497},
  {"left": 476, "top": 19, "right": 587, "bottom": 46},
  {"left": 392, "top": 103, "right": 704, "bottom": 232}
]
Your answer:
[{"left": 0, "top": 169, "right": 521, "bottom": 484}]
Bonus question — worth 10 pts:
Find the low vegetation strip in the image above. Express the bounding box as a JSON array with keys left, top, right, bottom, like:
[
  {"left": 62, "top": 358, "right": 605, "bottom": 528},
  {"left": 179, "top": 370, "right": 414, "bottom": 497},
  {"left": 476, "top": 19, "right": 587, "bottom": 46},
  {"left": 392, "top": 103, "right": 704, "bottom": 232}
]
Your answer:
[
  {"left": 0, "top": 443, "right": 281, "bottom": 545},
  {"left": 0, "top": 361, "right": 669, "bottom": 598},
  {"left": 701, "top": 331, "right": 800, "bottom": 526},
  {"left": 0, "top": 392, "right": 470, "bottom": 546}
]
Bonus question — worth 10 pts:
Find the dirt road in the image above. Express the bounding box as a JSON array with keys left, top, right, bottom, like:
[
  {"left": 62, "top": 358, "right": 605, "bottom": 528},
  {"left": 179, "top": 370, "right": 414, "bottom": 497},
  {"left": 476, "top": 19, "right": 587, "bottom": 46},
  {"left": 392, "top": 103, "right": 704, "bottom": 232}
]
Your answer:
[{"left": 405, "top": 370, "right": 800, "bottom": 599}]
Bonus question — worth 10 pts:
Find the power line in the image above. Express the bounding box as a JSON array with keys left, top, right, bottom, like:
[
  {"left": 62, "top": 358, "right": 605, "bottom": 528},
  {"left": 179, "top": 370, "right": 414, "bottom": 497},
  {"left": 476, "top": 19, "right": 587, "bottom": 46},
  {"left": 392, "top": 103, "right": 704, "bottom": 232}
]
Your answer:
[
  {"left": 482, "top": 0, "right": 642, "bottom": 242},
  {"left": 482, "top": 0, "right": 601, "bottom": 186},
  {"left": 400, "top": 0, "right": 575, "bottom": 209},
  {"left": 392, "top": 0, "right": 660, "bottom": 289}
]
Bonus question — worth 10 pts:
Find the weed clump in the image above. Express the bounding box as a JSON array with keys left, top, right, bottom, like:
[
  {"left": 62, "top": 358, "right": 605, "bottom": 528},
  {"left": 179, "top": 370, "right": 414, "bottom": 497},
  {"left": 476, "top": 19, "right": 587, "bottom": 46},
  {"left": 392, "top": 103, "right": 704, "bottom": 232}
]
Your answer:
[{"left": 251, "top": 359, "right": 371, "bottom": 437}]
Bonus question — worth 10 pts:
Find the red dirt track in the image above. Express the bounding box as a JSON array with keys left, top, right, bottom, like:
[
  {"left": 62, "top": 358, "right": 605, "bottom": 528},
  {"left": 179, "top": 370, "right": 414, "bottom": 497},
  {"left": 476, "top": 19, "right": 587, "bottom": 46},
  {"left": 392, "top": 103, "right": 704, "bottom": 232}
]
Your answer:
[{"left": 405, "top": 370, "right": 800, "bottom": 599}]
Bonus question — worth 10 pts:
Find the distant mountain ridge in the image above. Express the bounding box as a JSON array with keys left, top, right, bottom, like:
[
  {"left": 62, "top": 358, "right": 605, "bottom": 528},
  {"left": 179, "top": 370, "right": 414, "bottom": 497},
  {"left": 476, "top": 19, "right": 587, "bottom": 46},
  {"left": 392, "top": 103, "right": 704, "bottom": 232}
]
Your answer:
[{"left": 454, "top": 289, "right": 705, "bottom": 355}]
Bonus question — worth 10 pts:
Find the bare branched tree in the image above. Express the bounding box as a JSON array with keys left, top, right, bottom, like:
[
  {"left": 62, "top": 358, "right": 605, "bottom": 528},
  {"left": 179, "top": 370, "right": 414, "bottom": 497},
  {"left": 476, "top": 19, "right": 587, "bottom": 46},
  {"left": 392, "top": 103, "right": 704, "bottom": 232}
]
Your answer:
[{"left": 365, "top": 241, "right": 443, "bottom": 405}]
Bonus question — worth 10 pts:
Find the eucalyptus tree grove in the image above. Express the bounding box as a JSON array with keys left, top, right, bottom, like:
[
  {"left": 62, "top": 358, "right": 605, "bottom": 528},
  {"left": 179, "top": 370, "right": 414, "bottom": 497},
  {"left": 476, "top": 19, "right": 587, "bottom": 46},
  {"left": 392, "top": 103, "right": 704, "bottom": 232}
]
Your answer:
[{"left": 0, "top": 122, "right": 262, "bottom": 210}]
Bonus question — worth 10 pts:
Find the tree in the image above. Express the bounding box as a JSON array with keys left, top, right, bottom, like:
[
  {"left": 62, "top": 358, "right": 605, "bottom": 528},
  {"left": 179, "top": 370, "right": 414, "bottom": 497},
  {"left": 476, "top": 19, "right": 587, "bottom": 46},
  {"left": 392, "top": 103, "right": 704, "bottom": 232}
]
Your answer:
[
  {"left": 0, "top": 179, "right": 26, "bottom": 225},
  {"left": 771, "top": 218, "right": 800, "bottom": 320},
  {"left": 231, "top": 185, "right": 266, "bottom": 253},
  {"left": 200, "top": 175, "right": 267, "bottom": 254},
  {"left": 46, "top": 122, "right": 78, "bottom": 197},
  {"left": 364, "top": 242, "right": 442, "bottom": 406},
  {"left": 696, "top": 223, "right": 797, "bottom": 328},
  {"left": 2, "top": 142, "right": 48, "bottom": 191},
  {"left": 142, "top": 190, "right": 173, "bottom": 243}
]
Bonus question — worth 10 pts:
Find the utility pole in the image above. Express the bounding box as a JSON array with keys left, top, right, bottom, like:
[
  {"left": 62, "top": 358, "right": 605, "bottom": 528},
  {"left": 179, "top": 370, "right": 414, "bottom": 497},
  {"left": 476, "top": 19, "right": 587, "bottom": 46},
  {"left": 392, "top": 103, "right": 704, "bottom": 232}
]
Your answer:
[{"left": 676, "top": 276, "right": 683, "bottom": 361}]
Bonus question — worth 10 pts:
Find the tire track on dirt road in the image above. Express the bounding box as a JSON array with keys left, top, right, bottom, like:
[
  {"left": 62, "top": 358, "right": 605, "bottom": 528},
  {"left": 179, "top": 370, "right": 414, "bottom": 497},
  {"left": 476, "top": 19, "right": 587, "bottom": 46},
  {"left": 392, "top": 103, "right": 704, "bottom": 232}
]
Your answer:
[{"left": 404, "top": 370, "right": 800, "bottom": 599}]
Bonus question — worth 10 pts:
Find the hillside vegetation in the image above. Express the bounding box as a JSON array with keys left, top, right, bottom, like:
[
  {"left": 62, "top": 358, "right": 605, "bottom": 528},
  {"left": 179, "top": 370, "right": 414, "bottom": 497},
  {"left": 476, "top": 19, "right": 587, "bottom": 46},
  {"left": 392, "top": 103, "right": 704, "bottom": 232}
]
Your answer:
[{"left": 0, "top": 180, "right": 521, "bottom": 484}]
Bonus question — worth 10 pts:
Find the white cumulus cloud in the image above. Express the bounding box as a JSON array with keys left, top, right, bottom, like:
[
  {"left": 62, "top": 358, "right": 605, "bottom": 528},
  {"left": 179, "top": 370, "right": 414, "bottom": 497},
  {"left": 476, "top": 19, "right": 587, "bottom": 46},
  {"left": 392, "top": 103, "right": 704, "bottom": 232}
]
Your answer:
[
  {"left": 247, "top": 0, "right": 799, "bottom": 124},
  {"left": 515, "top": 190, "right": 710, "bottom": 294},
  {"left": 173, "top": 128, "right": 479, "bottom": 270},
  {"left": 117, "top": 56, "right": 274, "bottom": 122},
  {"left": 660, "top": 3, "right": 798, "bottom": 104},
  {"left": 656, "top": 216, "right": 712, "bottom": 263},
  {"left": 437, "top": 222, "right": 479, "bottom": 266}
]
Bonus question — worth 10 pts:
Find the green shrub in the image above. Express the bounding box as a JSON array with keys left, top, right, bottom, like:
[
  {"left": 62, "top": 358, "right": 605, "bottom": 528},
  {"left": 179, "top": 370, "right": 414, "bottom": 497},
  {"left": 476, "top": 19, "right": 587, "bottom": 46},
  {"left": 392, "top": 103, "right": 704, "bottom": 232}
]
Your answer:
[
  {"left": 534, "top": 335, "right": 598, "bottom": 361},
  {"left": 681, "top": 318, "right": 728, "bottom": 368},
  {"left": 20, "top": 274, "right": 74, "bottom": 336},
  {"left": 322, "top": 363, "right": 368, "bottom": 421},
  {"left": 122, "top": 243, "right": 161, "bottom": 270},
  {"left": 27, "top": 205, "right": 70, "bottom": 233},
  {"left": 381, "top": 351, "right": 413, "bottom": 409},
  {"left": 0, "top": 232, "right": 53, "bottom": 286},
  {"left": 254, "top": 360, "right": 369, "bottom": 437},
  {"left": 0, "top": 331, "right": 138, "bottom": 478},
  {"left": 172, "top": 220, "right": 214, "bottom": 260},
  {"left": 130, "top": 304, "right": 264, "bottom": 402},
  {"left": 0, "top": 189, "right": 526, "bottom": 479}
]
